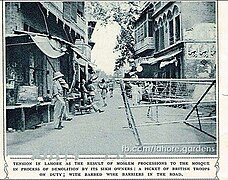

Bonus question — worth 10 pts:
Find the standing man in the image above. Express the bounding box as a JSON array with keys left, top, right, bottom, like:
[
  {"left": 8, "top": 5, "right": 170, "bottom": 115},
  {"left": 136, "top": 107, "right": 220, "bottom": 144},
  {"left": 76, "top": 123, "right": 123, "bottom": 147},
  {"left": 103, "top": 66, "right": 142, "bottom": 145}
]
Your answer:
[
  {"left": 108, "top": 80, "right": 114, "bottom": 98},
  {"left": 52, "top": 71, "right": 66, "bottom": 130},
  {"left": 59, "top": 78, "right": 72, "bottom": 121},
  {"left": 98, "top": 78, "right": 108, "bottom": 107},
  {"left": 80, "top": 79, "right": 88, "bottom": 106}
]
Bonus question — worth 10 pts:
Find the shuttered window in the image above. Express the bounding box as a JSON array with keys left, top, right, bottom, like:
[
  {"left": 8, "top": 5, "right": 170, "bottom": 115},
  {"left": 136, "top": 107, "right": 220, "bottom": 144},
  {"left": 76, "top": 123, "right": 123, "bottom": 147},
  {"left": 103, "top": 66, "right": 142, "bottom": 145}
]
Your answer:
[
  {"left": 144, "top": 22, "right": 147, "bottom": 38},
  {"left": 160, "top": 25, "right": 164, "bottom": 50},
  {"left": 148, "top": 21, "right": 153, "bottom": 37},
  {"left": 169, "top": 20, "right": 174, "bottom": 45},
  {"left": 63, "top": 2, "right": 79, "bottom": 23},
  {"left": 71, "top": 2, "right": 77, "bottom": 22},
  {"left": 155, "top": 29, "right": 159, "bottom": 52},
  {"left": 63, "top": 2, "right": 72, "bottom": 22},
  {"left": 175, "top": 15, "right": 180, "bottom": 41}
]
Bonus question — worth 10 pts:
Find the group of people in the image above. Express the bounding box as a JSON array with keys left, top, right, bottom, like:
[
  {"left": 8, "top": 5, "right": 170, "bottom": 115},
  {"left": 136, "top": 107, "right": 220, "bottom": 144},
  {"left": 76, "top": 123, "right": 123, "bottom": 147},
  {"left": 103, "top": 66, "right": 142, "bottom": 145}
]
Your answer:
[{"left": 52, "top": 71, "right": 112, "bottom": 130}]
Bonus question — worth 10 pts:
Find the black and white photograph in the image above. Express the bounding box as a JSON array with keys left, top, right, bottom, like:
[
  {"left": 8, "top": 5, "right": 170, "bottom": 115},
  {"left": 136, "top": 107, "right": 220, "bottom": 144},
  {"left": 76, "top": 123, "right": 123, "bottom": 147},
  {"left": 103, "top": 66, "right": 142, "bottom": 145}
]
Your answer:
[{"left": 1, "top": 0, "right": 226, "bottom": 179}]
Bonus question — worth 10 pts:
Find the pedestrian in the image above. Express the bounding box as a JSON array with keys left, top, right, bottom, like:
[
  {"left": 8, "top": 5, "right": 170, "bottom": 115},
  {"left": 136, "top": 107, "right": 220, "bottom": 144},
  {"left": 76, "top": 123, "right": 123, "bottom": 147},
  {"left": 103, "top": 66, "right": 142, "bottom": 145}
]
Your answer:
[
  {"left": 131, "top": 82, "right": 140, "bottom": 106},
  {"left": 145, "top": 82, "right": 154, "bottom": 117},
  {"left": 52, "top": 71, "right": 66, "bottom": 130},
  {"left": 87, "top": 80, "right": 104, "bottom": 113},
  {"left": 59, "top": 78, "right": 72, "bottom": 121},
  {"left": 125, "top": 81, "right": 132, "bottom": 98},
  {"left": 108, "top": 80, "right": 114, "bottom": 98},
  {"left": 79, "top": 79, "right": 88, "bottom": 106},
  {"left": 98, "top": 78, "right": 108, "bottom": 107},
  {"left": 138, "top": 83, "right": 143, "bottom": 104},
  {"left": 69, "top": 80, "right": 82, "bottom": 115}
]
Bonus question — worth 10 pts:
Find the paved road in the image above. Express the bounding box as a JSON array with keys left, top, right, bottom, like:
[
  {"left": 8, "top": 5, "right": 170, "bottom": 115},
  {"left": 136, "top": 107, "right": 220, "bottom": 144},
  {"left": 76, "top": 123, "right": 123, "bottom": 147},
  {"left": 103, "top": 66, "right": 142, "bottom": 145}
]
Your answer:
[{"left": 7, "top": 87, "right": 216, "bottom": 156}]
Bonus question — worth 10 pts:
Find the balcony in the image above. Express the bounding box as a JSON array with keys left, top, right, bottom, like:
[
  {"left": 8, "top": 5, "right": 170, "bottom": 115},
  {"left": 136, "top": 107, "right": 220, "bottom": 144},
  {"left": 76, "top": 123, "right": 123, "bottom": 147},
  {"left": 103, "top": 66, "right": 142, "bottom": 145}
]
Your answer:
[
  {"left": 134, "top": 37, "right": 155, "bottom": 55},
  {"left": 40, "top": 2, "right": 86, "bottom": 36}
]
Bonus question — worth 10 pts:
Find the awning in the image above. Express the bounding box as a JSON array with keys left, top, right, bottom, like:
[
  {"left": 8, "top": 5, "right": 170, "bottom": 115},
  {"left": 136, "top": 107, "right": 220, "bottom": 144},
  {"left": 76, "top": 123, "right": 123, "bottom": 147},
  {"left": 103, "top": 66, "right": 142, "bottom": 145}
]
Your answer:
[
  {"left": 30, "top": 35, "right": 66, "bottom": 58},
  {"left": 154, "top": 50, "right": 182, "bottom": 62},
  {"left": 140, "top": 57, "right": 156, "bottom": 65},
  {"left": 160, "top": 58, "right": 178, "bottom": 68},
  {"left": 13, "top": 30, "right": 89, "bottom": 62},
  {"left": 140, "top": 50, "right": 182, "bottom": 66}
]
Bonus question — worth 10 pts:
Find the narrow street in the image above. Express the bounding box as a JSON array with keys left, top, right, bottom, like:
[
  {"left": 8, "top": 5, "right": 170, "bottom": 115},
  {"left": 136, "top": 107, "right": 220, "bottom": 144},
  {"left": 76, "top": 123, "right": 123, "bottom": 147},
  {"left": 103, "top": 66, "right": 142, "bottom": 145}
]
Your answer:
[
  {"left": 7, "top": 86, "right": 216, "bottom": 156},
  {"left": 7, "top": 87, "right": 135, "bottom": 155}
]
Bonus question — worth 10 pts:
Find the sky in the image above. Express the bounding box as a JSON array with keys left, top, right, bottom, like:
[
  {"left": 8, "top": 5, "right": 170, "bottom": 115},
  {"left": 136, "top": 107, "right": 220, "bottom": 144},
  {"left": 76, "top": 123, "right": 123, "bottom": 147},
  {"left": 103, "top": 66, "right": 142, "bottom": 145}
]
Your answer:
[{"left": 91, "top": 22, "right": 121, "bottom": 75}]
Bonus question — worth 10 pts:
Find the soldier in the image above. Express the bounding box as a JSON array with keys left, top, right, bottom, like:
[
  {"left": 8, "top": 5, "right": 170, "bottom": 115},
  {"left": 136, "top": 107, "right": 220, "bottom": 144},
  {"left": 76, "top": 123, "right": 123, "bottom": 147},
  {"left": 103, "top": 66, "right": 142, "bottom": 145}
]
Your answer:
[
  {"left": 59, "top": 78, "right": 72, "bottom": 121},
  {"left": 52, "top": 72, "right": 66, "bottom": 130}
]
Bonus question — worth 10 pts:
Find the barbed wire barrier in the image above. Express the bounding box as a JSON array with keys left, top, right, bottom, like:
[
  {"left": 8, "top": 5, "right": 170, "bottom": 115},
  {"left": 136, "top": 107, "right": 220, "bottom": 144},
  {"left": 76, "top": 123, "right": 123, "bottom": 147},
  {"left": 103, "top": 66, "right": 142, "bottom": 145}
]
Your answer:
[
  {"left": 119, "top": 78, "right": 216, "bottom": 147},
  {"left": 119, "top": 79, "right": 142, "bottom": 146}
]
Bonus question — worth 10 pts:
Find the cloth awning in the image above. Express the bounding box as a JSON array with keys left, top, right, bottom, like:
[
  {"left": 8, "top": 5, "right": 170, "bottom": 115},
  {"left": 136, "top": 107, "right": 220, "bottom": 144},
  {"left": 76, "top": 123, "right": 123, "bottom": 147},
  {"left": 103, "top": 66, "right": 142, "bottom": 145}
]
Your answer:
[
  {"left": 30, "top": 35, "right": 67, "bottom": 58},
  {"left": 140, "top": 57, "right": 156, "bottom": 65},
  {"left": 13, "top": 30, "right": 89, "bottom": 62},
  {"left": 140, "top": 50, "right": 182, "bottom": 66},
  {"left": 160, "top": 58, "right": 178, "bottom": 68},
  {"left": 154, "top": 50, "right": 182, "bottom": 63}
]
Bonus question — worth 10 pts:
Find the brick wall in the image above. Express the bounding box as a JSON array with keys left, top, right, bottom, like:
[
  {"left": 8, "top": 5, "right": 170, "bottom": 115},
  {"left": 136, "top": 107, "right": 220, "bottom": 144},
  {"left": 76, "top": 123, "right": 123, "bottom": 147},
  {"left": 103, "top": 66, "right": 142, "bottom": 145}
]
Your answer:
[{"left": 5, "top": 2, "right": 23, "bottom": 34}]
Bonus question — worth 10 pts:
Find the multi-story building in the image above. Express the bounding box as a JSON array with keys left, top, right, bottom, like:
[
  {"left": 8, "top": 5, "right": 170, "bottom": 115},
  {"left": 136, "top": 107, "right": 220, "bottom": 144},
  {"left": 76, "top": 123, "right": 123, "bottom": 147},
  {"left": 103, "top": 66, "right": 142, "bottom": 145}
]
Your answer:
[
  {"left": 133, "top": 1, "right": 216, "bottom": 79},
  {"left": 5, "top": 2, "right": 95, "bottom": 105},
  {"left": 5, "top": 2, "right": 96, "bottom": 130}
]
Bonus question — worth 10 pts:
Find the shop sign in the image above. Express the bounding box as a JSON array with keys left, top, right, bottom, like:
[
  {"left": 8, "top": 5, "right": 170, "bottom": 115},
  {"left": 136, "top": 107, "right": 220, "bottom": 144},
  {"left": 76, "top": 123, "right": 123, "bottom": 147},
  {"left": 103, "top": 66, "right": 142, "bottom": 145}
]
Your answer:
[{"left": 186, "top": 42, "right": 216, "bottom": 60}]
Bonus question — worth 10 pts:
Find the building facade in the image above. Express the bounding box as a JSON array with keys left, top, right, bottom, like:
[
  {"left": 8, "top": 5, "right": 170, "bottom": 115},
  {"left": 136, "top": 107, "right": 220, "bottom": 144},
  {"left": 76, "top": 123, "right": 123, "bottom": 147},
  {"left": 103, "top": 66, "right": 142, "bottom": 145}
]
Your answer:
[
  {"left": 5, "top": 2, "right": 95, "bottom": 105},
  {"left": 5, "top": 2, "right": 97, "bottom": 131},
  {"left": 133, "top": 1, "right": 216, "bottom": 79}
]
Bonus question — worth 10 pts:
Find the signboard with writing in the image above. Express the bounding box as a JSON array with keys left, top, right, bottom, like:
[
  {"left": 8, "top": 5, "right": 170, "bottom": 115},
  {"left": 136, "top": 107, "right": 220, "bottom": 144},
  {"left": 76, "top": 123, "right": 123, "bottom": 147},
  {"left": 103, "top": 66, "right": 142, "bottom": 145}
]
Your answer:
[{"left": 186, "top": 42, "right": 216, "bottom": 60}]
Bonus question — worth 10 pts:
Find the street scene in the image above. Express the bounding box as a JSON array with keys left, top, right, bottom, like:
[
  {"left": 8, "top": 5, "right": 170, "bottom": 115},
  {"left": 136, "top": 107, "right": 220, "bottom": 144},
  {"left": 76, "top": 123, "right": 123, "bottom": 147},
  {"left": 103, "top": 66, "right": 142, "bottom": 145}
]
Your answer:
[{"left": 5, "top": 1, "right": 216, "bottom": 156}]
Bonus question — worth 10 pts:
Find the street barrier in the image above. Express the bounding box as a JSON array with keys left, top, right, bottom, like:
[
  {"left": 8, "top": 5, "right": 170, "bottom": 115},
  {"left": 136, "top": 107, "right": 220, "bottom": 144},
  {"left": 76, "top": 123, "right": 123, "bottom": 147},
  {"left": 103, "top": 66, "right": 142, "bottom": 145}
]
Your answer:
[{"left": 119, "top": 78, "right": 216, "bottom": 148}]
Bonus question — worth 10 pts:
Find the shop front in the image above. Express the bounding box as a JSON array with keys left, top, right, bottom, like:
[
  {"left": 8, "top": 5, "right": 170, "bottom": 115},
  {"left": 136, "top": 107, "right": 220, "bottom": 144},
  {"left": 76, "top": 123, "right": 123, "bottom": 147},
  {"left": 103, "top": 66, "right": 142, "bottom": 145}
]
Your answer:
[{"left": 6, "top": 32, "right": 88, "bottom": 131}]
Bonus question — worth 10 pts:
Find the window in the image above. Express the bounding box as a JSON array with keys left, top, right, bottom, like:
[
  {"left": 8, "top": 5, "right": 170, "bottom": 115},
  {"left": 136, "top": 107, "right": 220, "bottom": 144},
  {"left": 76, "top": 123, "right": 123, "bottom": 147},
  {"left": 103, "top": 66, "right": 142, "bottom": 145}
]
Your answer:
[
  {"left": 155, "top": 29, "right": 159, "bottom": 52},
  {"left": 175, "top": 15, "right": 180, "bottom": 41},
  {"left": 148, "top": 21, "right": 153, "bottom": 37},
  {"left": 63, "top": 2, "right": 72, "bottom": 22},
  {"left": 24, "top": 23, "right": 29, "bottom": 31},
  {"left": 63, "top": 2, "right": 78, "bottom": 22},
  {"left": 169, "top": 20, "right": 174, "bottom": 45},
  {"left": 140, "top": 26, "right": 144, "bottom": 40},
  {"left": 71, "top": 3, "right": 78, "bottom": 22},
  {"left": 135, "top": 28, "right": 140, "bottom": 43},
  {"left": 160, "top": 25, "right": 165, "bottom": 50},
  {"left": 77, "top": 2, "right": 84, "bottom": 18},
  {"left": 144, "top": 22, "right": 147, "bottom": 38}
]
